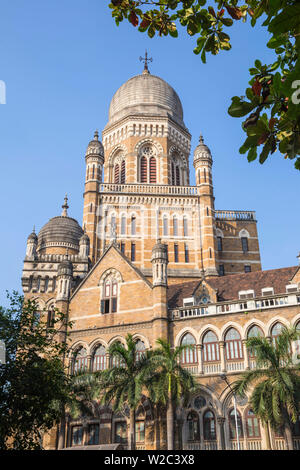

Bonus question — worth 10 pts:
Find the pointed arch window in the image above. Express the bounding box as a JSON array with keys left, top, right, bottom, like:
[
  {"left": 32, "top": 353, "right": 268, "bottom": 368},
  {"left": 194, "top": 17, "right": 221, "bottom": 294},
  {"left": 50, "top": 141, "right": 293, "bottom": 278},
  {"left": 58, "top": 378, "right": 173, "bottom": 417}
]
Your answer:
[
  {"left": 131, "top": 216, "right": 136, "bottom": 236},
  {"left": 135, "top": 339, "right": 146, "bottom": 361},
  {"left": 101, "top": 278, "right": 118, "bottom": 314},
  {"left": 183, "top": 217, "right": 188, "bottom": 237},
  {"left": 121, "top": 215, "right": 126, "bottom": 235},
  {"left": 203, "top": 331, "right": 220, "bottom": 363},
  {"left": 246, "top": 409, "right": 260, "bottom": 438},
  {"left": 229, "top": 409, "right": 243, "bottom": 439},
  {"left": 271, "top": 322, "right": 284, "bottom": 346},
  {"left": 176, "top": 166, "right": 180, "bottom": 186},
  {"left": 225, "top": 328, "right": 243, "bottom": 360},
  {"left": 163, "top": 216, "right": 168, "bottom": 236},
  {"left": 187, "top": 411, "right": 200, "bottom": 441},
  {"left": 114, "top": 164, "right": 120, "bottom": 183},
  {"left": 173, "top": 217, "right": 178, "bottom": 237},
  {"left": 181, "top": 333, "right": 197, "bottom": 364},
  {"left": 171, "top": 162, "right": 175, "bottom": 185},
  {"left": 121, "top": 160, "right": 126, "bottom": 184},
  {"left": 141, "top": 156, "right": 147, "bottom": 183},
  {"left": 73, "top": 347, "right": 88, "bottom": 374},
  {"left": 149, "top": 157, "right": 157, "bottom": 183},
  {"left": 247, "top": 325, "right": 264, "bottom": 358},
  {"left": 93, "top": 344, "right": 107, "bottom": 371},
  {"left": 203, "top": 410, "right": 216, "bottom": 440}
]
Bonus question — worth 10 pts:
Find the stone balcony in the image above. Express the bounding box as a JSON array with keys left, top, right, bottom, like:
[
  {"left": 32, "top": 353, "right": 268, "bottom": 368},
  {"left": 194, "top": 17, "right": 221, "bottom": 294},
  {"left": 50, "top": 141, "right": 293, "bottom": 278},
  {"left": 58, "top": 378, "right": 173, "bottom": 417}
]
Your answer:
[{"left": 100, "top": 183, "right": 199, "bottom": 196}]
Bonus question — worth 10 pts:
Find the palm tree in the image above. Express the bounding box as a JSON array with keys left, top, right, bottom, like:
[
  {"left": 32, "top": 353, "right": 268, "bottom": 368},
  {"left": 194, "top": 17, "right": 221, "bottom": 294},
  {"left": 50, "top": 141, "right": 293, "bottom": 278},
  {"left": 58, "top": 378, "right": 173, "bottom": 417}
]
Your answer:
[
  {"left": 100, "top": 334, "right": 152, "bottom": 450},
  {"left": 232, "top": 326, "right": 300, "bottom": 450},
  {"left": 143, "top": 338, "right": 197, "bottom": 451}
]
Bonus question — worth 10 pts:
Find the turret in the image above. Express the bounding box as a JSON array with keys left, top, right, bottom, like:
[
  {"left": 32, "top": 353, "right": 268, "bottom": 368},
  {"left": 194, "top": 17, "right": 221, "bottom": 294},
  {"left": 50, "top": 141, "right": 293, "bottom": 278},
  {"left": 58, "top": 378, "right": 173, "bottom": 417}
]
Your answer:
[
  {"left": 25, "top": 227, "right": 38, "bottom": 260},
  {"left": 56, "top": 257, "right": 73, "bottom": 301},
  {"left": 151, "top": 239, "right": 168, "bottom": 287},
  {"left": 82, "top": 131, "right": 104, "bottom": 264},
  {"left": 79, "top": 231, "right": 90, "bottom": 259},
  {"left": 193, "top": 134, "right": 218, "bottom": 277}
]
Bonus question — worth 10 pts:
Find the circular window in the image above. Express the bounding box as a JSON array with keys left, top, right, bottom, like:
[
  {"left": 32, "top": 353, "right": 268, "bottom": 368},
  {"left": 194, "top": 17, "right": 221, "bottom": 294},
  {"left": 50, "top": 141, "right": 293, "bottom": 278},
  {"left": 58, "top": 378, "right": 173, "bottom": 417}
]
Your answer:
[{"left": 194, "top": 396, "right": 206, "bottom": 409}]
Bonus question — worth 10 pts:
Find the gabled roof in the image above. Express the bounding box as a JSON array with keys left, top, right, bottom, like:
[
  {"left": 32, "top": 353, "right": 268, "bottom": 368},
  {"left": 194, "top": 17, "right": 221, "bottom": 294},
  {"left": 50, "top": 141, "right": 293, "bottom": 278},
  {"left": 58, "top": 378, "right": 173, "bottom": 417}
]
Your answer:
[
  {"left": 167, "top": 266, "right": 298, "bottom": 309},
  {"left": 70, "top": 242, "right": 152, "bottom": 300}
]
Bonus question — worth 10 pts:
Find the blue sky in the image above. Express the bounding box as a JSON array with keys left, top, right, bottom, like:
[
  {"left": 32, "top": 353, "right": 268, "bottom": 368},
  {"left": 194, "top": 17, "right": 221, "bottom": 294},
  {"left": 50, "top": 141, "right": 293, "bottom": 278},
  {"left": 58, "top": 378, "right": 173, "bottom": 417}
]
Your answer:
[{"left": 0, "top": 1, "right": 299, "bottom": 306}]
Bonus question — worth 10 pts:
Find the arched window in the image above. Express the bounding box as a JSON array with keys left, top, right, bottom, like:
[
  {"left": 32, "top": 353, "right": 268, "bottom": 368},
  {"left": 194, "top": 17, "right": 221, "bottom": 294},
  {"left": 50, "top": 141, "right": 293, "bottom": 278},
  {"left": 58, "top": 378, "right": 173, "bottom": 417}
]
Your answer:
[
  {"left": 176, "top": 166, "right": 180, "bottom": 186},
  {"left": 173, "top": 217, "right": 178, "bottom": 237},
  {"left": 245, "top": 409, "right": 260, "bottom": 438},
  {"left": 121, "top": 215, "right": 126, "bottom": 235},
  {"left": 183, "top": 217, "right": 188, "bottom": 237},
  {"left": 131, "top": 216, "right": 136, "bottom": 236},
  {"left": 140, "top": 156, "right": 147, "bottom": 183},
  {"left": 47, "top": 306, "right": 55, "bottom": 329},
  {"left": 225, "top": 328, "right": 243, "bottom": 360},
  {"left": 229, "top": 408, "right": 243, "bottom": 439},
  {"left": 121, "top": 160, "right": 126, "bottom": 184},
  {"left": 247, "top": 325, "right": 264, "bottom": 358},
  {"left": 73, "top": 347, "right": 88, "bottom": 374},
  {"left": 171, "top": 162, "right": 175, "bottom": 185},
  {"left": 181, "top": 333, "right": 197, "bottom": 364},
  {"left": 93, "top": 344, "right": 107, "bottom": 371},
  {"left": 101, "top": 278, "right": 118, "bottom": 314},
  {"left": 203, "top": 331, "right": 220, "bottom": 362},
  {"left": 135, "top": 339, "right": 146, "bottom": 361},
  {"left": 203, "top": 410, "right": 216, "bottom": 440},
  {"left": 114, "top": 164, "right": 120, "bottom": 183},
  {"left": 114, "top": 419, "right": 128, "bottom": 444},
  {"left": 187, "top": 411, "right": 200, "bottom": 441},
  {"left": 149, "top": 157, "right": 157, "bottom": 183},
  {"left": 271, "top": 322, "right": 284, "bottom": 345},
  {"left": 110, "top": 341, "right": 125, "bottom": 368},
  {"left": 163, "top": 216, "right": 168, "bottom": 236}
]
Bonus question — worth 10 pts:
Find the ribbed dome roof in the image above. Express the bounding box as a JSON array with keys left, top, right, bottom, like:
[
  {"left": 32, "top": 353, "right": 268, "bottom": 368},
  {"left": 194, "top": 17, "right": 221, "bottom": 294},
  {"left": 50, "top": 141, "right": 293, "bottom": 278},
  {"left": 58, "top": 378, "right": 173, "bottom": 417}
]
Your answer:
[
  {"left": 37, "top": 216, "right": 84, "bottom": 251},
  {"left": 86, "top": 130, "right": 104, "bottom": 158},
  {"left": 193, "top": 135, "right": 212, "bottom": 163},
  {"left": 107, "top": 71, "right": 185, "bottom": 128}
]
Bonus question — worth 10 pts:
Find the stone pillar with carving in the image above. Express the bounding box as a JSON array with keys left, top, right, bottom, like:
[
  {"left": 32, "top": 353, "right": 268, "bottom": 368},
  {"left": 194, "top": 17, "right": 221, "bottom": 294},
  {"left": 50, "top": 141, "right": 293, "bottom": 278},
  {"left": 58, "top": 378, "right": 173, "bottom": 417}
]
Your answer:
[
  {"left": 219, "top": 341, "right": 226, "bottom": 373},
  {"left": 197, "top": 344, "right": 204, "bottom": 374}
]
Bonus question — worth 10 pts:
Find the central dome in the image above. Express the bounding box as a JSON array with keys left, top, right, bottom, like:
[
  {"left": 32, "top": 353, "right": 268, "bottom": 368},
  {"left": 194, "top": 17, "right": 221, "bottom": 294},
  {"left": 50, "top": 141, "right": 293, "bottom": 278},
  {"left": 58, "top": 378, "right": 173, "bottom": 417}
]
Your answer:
[{"left": 107, "top": 71, "right": 185, "bottom": 128}]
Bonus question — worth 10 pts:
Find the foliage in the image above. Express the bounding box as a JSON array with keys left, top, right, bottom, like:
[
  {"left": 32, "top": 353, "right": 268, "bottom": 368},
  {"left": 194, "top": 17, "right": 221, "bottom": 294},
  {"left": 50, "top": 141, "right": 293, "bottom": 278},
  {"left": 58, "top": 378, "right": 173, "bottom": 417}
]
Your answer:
[
  {"left": 108, "top": 1, "right": 300, "bottom": 169},
  {"left": 68, "top": 371, "right": 103, "bottom": 420},
  {"left": 0, "top": 292, "right": 72, "bottom": 450},
  {"left": 144, "top": 338, "right": 197, "bottom": 406},
  {"left": 232, "top": 326, "right": 300, "bottom": 436}
]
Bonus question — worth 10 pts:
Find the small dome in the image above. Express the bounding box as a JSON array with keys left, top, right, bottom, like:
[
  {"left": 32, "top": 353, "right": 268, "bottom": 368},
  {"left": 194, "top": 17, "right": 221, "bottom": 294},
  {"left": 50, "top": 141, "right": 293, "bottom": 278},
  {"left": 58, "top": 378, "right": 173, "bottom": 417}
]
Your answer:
[
  {"left": 80, "top": 232, "right": 90, "bottom": 245},
  {"left": 107, "top": 71, "right": 186, "bottom": 128},
  {"left": 37, "top": 216, "right": 84, "bottom": 252},
  {"left": 27, "top": 229, "right": 38, "bottom": 243},
  {"left": 151, "top": 239, "right": 168, "bottom": 262},
  {"left": 193, "top": 135, "right": 212, "bottom": 163},
  {"left": 57, "top": 258, "right": 73, "bottom": 277},
  {"left": 86, "top": 130, "right": 104, "bottom": 158}
]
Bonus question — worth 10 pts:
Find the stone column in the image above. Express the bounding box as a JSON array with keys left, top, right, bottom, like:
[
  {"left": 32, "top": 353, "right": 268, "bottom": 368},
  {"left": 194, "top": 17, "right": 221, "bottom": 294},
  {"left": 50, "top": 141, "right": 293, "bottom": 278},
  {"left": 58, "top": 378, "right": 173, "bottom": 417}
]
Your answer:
[
  {"left": 217, "top": 416, "right": 226, "bottom": 450},
  {"left": 87, "top": 354, "right": 92, "bottom": 372},
  {"left": 243, "top": 340, "right": 250, "bottom": 370},
  {"left": 219, "top": 341, "right": 226, "bottom": 373},
  {"left": 197, "top": 344, "right": 204, "bottom": 374}
]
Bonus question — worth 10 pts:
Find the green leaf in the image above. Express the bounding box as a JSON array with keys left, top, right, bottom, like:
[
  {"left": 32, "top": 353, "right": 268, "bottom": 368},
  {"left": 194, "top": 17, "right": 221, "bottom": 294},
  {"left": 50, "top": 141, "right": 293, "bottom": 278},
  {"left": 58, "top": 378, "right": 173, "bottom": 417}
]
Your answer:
[
  {"left": 228, "top": 97, "right": 256, "bottom": 118},
  {"left": 268, "top": 5, "right": 300, "bottom": 35},
  {"left": 247, "top": 146, "right": 257, "bottom": 162}
]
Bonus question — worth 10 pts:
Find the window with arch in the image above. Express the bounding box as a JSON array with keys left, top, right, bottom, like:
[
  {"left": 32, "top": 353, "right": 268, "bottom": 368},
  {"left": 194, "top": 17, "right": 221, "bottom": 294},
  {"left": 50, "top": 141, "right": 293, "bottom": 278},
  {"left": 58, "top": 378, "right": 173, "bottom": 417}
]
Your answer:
[
  {"left": 183, "top": 217, "right": 188, "bottom": 237},
  {"left": 203, "top": 331, "right": 220, "bottom": 363},
  {"left": 203, "top": 410, "right": 216, "bottom": 440},
  {"left": 93, "top": 344, "right": 107, "bottom": 371},
  {"left": 114, "top": 419, "right": 128, "bottom": 444},
  {"left": 135, "top": 339, "right": 146, "bottom": 361},
  {"left": 110, "top": 341, "right": 125, "bottom": 368},
  {"left": 293, "top": 322, "right": 300, "bottom": 363},
  {"left": 101, "top": 278, "right": 118, "bottom": 314},
  {"left": 245, "top": 409, "right": 260, "bottom": 438},
  {"left": 73, "top": 347, "right": 88, "bottom": 374},
  {"left": 149, "top": 156, "right": 156, "bottom": 183},
  {"left": 241, "top": 236, "right": 249, "bottom": 253},
  {"left": 173, "top": 217, "right": 178, "bottom": 237},
  {"left": 121, "top": 160, "right": 126, "bottom": 184},
  {"left": 187, "top": 411, "right": 200, "bottom": 441},
  {"left": 139, "top": 145, "right": 157, "bottom": 184},
  {"left": 229, "top": 408, "right": 243, "bottom": 439},
  {"left": 271, "top": 322, "right": 284, "bottom": 345},
  {"left": 121, "top": 215, "right": 126, "bottom": 235},
  {"left": 181, "top": 333, "right": 197, "bottom": 364},
  {"left": 163, "top": 216, "right": 168, "bottom": 237},
  {"left": 225, "top": 328, "right": 243, "bottom": 360},
  {"left": 131, "top": 216, "right": 136, "bottom": 236},
  {"left": 247, "top": 325, "right": 264, "bottom": 358},
  {"left": 47, "top": 305, "right": 55, "bottom": 329},
  {"left": 140, "top": 156, "right": 147, "bottom": 183}
]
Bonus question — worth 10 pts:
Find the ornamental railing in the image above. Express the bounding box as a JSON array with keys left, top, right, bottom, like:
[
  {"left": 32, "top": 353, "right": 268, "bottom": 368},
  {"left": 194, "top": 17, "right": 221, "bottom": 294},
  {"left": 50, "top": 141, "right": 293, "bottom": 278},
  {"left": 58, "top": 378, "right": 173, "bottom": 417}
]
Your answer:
[
  {"left": 100, "top": 183, "right": 199, "bottom": 196},
  {"left": 215, "top": 210, "right": 256, "bottom": 221}
]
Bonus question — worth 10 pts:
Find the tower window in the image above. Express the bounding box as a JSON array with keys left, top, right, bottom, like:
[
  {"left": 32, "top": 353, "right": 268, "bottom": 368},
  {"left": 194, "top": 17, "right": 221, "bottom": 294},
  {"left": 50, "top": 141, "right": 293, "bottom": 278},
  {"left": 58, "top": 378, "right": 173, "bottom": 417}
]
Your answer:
[
  {"left": 176, "top": 166, "right": 180, "bottom": 186},
  {"left": 183, "top": 217, "right": 188, "bottom": 237},
  {"left": 173, "top": 217, "right": 178, "bottom": 237},
  {"left": 241, "top": 237, "right": 248, "bottom": 252},
  {"left": 114, "top": 164, "right": 120, "bottom": 183},
  {"left": 184, "top": 243, "right": 189, "bottom": 263},
  {"left": 149, "top": 157, "right": 157, "bottom": 183},
  {"left": 121, "top": 216, "right": 126, "bottom": 235},
  {"left": 121, "top": 160, "right": 126, "bottom": 184},
  {"left": 131, "top": 243, "right": 136, "bottom": 262},
  {"left": 163, "top": 216, "right": 168, "bottom": 236},
  {"left": 217, "top": 237, "right": 223, "bottom": 252},
  {"left": 141, "top": 156, "right": 147, "bottom": 183},
  {"left": 171, "top": 162, "right": 175, "bottom": 185},
  {"left": 174, "top": 244, "right": 179, "bottom": 263},
  {"left": 219, "top": 264, "right": 225, "bottom": 276},
  {"left": 244, "top": 265, "right": 251, "bottom": 273},
  {"left": 131, "top": 216, "right": 136, "bottom": 235}
]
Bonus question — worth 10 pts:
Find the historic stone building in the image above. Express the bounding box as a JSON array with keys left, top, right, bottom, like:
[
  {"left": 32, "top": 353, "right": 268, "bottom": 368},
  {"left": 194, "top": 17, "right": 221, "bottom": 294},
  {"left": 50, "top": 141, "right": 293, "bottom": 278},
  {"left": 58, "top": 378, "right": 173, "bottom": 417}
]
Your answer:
[{"left": 21, "top": 61, "right": 300, "bottom": 450}]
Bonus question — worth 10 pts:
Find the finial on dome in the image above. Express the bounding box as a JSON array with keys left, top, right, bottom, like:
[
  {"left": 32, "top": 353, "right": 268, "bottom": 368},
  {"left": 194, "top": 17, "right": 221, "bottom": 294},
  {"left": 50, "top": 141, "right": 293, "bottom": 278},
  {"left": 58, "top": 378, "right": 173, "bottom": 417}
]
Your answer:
[
  {"left": 199, "top": 133, "right": 204, "bottom": 144},
  {"left": 32, "top": 225, "right": 36, "bottom": 234},
  {"left": 61, "top": 194, "right": 69, "bottom": 217},
  {"left": 94, "top": 130, "right": 99, "bottom": 141},
  {"left": 140, "top": 50, "right": 152, "bottom": 74}
]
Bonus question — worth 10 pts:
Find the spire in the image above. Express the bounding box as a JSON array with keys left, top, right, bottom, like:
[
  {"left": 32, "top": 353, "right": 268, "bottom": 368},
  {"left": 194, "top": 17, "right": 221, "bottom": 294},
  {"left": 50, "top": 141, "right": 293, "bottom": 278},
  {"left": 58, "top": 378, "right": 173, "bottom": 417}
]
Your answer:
[
  {"left": 61, "top": 194, "right": 69, "bottom": 217},
  {"left": 139, "top": 50, "right": 153, "bottom": 74},
  {"left": 94, "top": 130, "right": 99, "bottom": 141},
  {"left": 199, "top": 133, "right": 204, "bottom": 144}
]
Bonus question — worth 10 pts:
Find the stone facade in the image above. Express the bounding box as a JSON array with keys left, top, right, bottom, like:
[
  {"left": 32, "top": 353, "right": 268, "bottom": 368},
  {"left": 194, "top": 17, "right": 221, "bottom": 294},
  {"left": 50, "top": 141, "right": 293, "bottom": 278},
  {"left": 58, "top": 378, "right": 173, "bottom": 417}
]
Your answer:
[{"left": 21, "top": 65, "right": 300, "bottom": 451}]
